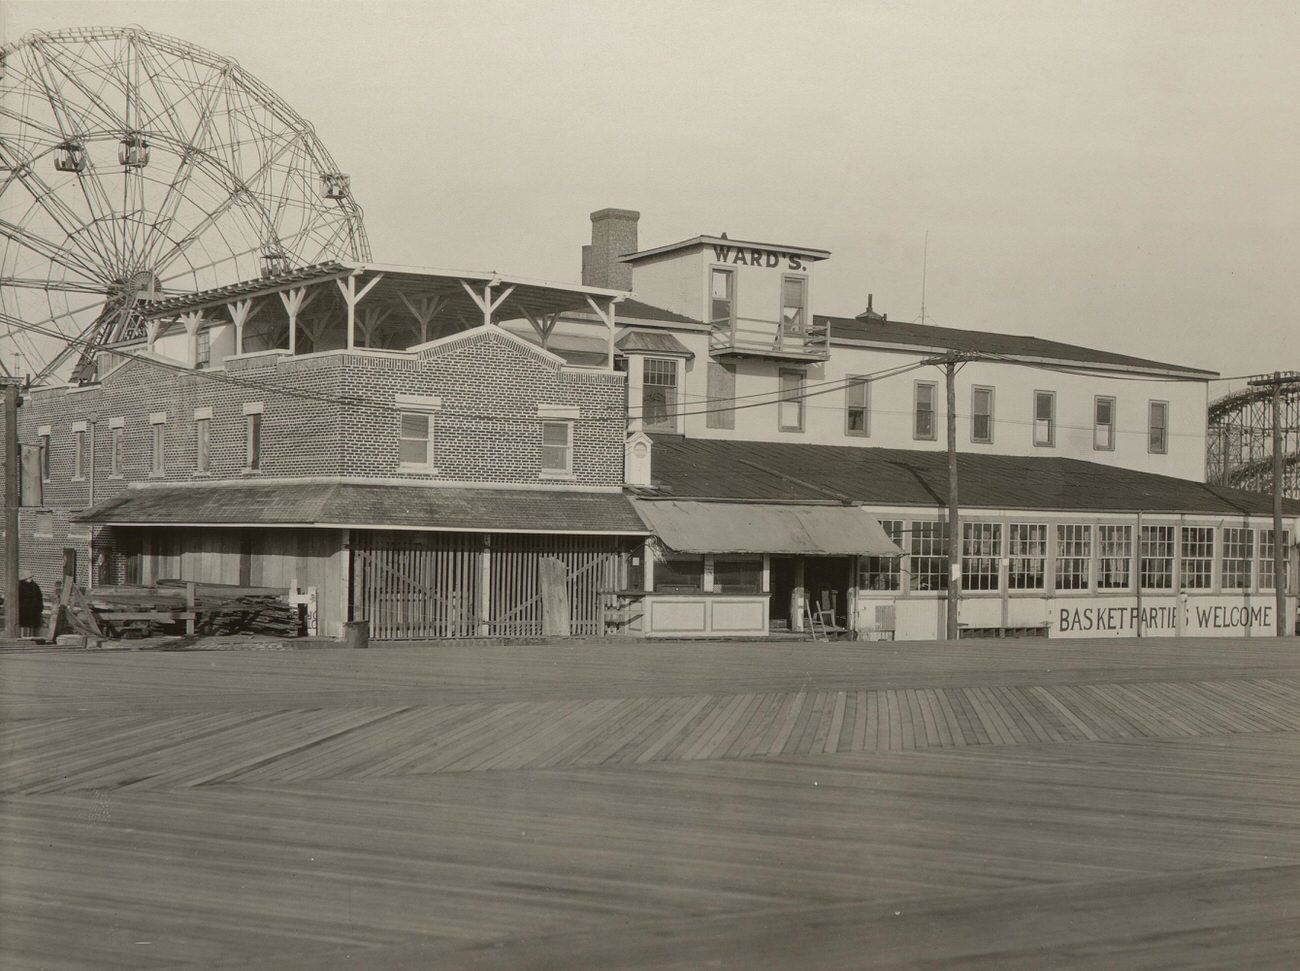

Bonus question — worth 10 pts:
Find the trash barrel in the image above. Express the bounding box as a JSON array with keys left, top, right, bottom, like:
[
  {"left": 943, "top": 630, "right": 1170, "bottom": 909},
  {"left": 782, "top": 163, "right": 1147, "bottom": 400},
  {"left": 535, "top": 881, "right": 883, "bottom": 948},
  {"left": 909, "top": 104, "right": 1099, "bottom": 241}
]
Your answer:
[{"left": 341, "top": 620, "right": 369, "bottom": 649}]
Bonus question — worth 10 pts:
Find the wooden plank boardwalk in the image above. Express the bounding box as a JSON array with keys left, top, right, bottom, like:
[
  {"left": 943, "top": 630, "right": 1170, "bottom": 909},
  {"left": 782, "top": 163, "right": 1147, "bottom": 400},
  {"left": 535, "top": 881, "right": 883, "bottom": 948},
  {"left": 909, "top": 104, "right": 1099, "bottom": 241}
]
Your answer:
[{"left": 2, "top": 636, "right": 1300, "bottom": 969}]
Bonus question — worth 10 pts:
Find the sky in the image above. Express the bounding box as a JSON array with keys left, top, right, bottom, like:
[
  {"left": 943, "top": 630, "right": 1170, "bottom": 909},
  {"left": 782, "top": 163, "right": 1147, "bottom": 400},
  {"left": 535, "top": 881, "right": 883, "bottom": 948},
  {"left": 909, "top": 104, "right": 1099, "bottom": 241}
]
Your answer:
[{"left": 2, "top": 0, "right": 1297, "bottom": 388}]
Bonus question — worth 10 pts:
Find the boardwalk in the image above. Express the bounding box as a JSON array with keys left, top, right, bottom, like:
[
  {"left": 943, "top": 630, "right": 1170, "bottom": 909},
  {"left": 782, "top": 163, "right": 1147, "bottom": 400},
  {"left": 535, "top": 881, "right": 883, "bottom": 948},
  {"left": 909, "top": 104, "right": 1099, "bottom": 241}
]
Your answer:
[{"left": 2, "top": 637, "right": 1299, "bottom": 969}]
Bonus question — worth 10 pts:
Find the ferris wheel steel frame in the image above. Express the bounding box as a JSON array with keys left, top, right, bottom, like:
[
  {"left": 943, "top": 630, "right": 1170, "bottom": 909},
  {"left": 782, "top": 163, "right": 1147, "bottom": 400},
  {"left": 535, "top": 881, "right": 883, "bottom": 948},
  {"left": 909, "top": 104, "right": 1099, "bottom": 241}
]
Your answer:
[{"left": 0, "top": 25, "right": 371, "bottom": 383}]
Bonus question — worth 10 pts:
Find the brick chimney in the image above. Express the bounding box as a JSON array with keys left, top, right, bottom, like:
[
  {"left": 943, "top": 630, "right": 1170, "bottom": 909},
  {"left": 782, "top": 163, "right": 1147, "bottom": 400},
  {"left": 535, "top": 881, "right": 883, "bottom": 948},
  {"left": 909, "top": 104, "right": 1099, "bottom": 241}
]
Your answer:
[{"left": 582, "top": 208, "right": 639, "bottom": 290}]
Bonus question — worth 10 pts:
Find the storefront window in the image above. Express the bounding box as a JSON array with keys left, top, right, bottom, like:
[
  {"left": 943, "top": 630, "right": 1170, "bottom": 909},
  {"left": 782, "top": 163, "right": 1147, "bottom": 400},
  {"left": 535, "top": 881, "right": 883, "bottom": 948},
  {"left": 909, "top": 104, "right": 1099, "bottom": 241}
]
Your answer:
[
  {"left": 860, "top": 520, "right": 903, "bottom": 590},
  {"left": 1258, "top": 529, "right": 1288, "bottom": 591},
  {"left": 1055, "top": 524, "right": 1092, "bottom": 590},
  {"left": 1180, "top": 526, "right": 1213, "bottom": 589},
  {"left": 712, "top": 555, "right": 763, "bottom": 594},
  {"left": 910, "top": 520, "right": 949, "bottom": 591},
  {"left": 1097, "top": 525, "right": 1132, "bottom": 589},
  {"left": 1008, "top": 523, "right": 1046, "bottom": 589},
  {"left": 1139, "top": 525, "right": 1174, "bottom": 589},
  {"left": 1221, "top": 527, "right": 1253, "bottom": 589},
  {"left": 962, "top": 522, "right": 1002, "bottom": 591},
  {"left": 655, "top": 554, "right": 704, "bottom": 593}
]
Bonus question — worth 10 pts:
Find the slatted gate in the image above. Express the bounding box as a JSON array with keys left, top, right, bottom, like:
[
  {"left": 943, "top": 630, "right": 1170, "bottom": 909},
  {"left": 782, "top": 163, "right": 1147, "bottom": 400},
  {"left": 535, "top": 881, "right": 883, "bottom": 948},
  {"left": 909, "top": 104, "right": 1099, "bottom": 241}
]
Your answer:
[{"left": 351, "top": 531, "right": 623, "bottom": 639}]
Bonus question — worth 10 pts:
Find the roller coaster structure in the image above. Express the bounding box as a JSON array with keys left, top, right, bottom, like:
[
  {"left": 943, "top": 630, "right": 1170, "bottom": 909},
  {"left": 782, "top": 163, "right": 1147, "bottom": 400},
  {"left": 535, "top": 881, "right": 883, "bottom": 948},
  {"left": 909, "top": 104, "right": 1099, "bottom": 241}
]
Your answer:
[{"left": 1207, "top": 372, "right": 1300, "bottom": 499}]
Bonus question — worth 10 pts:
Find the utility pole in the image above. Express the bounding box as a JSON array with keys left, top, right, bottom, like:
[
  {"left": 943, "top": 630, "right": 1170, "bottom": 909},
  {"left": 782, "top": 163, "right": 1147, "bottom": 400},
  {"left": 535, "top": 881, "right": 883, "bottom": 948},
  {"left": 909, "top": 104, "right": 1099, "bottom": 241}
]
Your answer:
[
  {"left": 924, "top": 350, "right": 979, "bottom": 640},
  {"left": 3, "top": 377, "right": 19, "bottom": 639},
  {"left": 1247, "top": 371, "right": 1298, "bottom": 637},
  {"left": 945, "top": 358, "right": 960, "bottom": 640}
]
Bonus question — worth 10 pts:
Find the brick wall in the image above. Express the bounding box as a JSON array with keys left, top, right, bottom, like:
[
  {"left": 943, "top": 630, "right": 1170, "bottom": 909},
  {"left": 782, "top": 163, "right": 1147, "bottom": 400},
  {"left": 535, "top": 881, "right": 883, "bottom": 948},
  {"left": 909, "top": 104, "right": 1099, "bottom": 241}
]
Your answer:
[{"left": 1, "top": 325, "right": 628, "bottom": 601}]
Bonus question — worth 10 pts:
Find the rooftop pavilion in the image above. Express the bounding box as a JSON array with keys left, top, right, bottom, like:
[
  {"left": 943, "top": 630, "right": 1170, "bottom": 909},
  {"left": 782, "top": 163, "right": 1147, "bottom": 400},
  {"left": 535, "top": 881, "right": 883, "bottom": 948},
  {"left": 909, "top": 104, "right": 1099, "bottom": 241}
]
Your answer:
[{"left": 100, "top": 261, "right": 629, "bottom": 377}]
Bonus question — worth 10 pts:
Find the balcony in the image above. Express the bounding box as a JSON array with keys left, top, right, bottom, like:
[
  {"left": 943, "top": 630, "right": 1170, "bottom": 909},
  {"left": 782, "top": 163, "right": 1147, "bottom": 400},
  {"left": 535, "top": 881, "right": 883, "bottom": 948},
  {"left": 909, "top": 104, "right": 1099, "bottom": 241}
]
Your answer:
[{"left": 709, "top": 316, "right": 830, "bottom": 363}]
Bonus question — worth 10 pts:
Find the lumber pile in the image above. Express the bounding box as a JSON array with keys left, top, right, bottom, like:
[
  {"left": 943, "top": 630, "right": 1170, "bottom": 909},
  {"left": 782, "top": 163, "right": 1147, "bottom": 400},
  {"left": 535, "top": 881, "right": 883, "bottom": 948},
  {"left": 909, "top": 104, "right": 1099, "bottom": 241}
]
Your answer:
[{"left": 78, "top": 580, "right": 302, "bottom": 639}]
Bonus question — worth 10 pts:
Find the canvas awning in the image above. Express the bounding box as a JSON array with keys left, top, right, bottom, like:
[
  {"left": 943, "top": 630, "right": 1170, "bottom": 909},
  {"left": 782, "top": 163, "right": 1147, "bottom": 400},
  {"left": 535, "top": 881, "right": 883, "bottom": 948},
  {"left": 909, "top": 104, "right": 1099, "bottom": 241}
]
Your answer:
[{"left": 631, "top": 499, "right": 902, "bottom": 555}]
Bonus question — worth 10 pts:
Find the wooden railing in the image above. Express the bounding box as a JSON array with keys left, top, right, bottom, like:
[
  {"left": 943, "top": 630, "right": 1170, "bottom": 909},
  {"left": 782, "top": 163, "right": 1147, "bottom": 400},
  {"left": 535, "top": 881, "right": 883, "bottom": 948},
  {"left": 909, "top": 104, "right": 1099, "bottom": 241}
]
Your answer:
[{"left": 709, "top": 316, "right": 830, "bottom": 360}]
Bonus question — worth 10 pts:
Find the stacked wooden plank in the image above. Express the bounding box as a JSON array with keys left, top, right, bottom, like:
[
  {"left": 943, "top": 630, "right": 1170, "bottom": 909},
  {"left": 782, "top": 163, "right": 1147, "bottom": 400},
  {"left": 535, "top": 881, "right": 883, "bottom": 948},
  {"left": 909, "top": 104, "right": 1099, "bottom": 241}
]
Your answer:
[{"left": 81, "top": 581, "right": 300, "bottom": 638}]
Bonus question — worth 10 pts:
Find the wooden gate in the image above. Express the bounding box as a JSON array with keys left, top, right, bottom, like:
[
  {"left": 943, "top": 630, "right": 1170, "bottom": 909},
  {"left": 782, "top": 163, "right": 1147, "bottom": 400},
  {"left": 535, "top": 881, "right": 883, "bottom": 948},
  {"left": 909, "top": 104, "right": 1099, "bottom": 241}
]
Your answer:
[
  {"left": 488, "top": 535, "right": 622, "bottom": 637},
  {"left": 351, "top": 531, "right": 625, "bottom": 639},
  {"left": 352, "top": 532, "right": 481, "bottom": 639}
]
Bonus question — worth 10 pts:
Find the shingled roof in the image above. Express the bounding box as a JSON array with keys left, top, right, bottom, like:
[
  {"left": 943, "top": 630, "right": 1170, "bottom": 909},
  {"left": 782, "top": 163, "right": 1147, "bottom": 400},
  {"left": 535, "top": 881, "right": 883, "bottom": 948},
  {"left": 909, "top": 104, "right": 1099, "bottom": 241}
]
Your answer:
[
  {"left": 822, "top": 314, "right": 1214, "bottom": 376},
  {"left": 78, "top": 481, "right": 649, "bottom": 534},
  {"left": 644, "top": 437, "right": 1299, "bottom": 518}
]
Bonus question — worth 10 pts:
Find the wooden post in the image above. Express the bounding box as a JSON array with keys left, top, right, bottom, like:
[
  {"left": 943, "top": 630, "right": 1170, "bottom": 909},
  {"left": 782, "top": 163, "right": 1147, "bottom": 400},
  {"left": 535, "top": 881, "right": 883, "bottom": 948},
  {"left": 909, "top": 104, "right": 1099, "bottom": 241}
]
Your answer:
[
  {"left": 539, "top": 555, "right": 571, "bottom": 636},
  {"left": 3, "top": 379, "right": 18, "bottom": 638},
  {"left": 477, "top": 534, "right": 491, "bottom": 636},
  {"left": 945, "top": 359, "right": 961, "bottom": 640},
  {"left": 185, "top": 580, "right": 196, "bottom": 636}
]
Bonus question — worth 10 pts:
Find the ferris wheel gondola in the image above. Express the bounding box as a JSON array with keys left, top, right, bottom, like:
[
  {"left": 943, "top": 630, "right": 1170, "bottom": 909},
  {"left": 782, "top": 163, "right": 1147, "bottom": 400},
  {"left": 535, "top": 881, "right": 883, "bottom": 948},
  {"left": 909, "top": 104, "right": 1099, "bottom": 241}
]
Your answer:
[{"left": 0, "top": 26, "right": 371, "bottom": 382}]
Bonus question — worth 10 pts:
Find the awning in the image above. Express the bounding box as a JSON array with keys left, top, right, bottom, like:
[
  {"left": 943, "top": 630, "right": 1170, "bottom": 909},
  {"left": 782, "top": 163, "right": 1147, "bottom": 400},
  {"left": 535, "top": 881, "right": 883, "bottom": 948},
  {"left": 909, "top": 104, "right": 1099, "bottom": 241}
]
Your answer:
[
  {"left": 631, "top": 499, "right": 902, "bottom": 555},
  {"left": 77, "top": 481, "right": 650, "bottom": 535}
]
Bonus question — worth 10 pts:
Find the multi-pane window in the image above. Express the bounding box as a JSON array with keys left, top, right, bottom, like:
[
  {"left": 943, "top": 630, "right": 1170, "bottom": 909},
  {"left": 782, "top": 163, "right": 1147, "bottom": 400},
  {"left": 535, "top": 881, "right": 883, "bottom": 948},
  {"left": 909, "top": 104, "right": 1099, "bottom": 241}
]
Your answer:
[
  {"left": 1008, "top": 523, "right": 1046, "bottom": 589},
  {"left": 1056, "top": 524, "right": 1092, "bottom": 590},
  {"left": 712, "top": 555, "right": 763, "bottom": 594},
  {"left": 541, "top": 420, "right": 573, "bottom": 474},
  {"left": 1094, "top": 396, "right": 1115, "bottom": 450},
  {"left": 1221, "top": 527, "right": 1253, "bottom": 589},
  {"left": 655, "top": 553, "right": 704, "bottom": 593},
  {"left": 706, "top": 361, "right": 735, "bottom": 430},
  {"left": 1148, "top": 401, "right": 1169, "bottom": 454},
  {"left": 1033, "top": 391, "right": 1055, "bottom": 446},
  {"left": 910, "top": 520, "right": 949, "bottom": 591},
  {"left": 860, "top": 519, "right": 903, "bottom": 590},
  {"left": 1139, "top": 525, "right": 1174, "bottom": 589},
  {"left": 150, "top": 419, "right": 165, "bottom": 475},
  {"left": 1259, "top": 529, "right": 1289, "bottom": 591},
  {"left": 245, "top": 413, "right": 262, "bottom": 470},
  {"left": 845, "top": 377, "right": 870, "bottom": 437},
  {"left": 710, "top": 267, "right": 735, "bottom": 326},
  {"left": 1097, "top": 525, "right": 1132, "bottom": 589},
  {"left": 398, "top": 412, "right": 433, "bottom": 467},
  {"left": 110, "top": 426, "right": 123, "bottom": 477},
  {"left": 971, "top": 387, "right": 993, "bottom": 444},
  {"left": 962, "top": 522, "right": 1002, "bottom": 590},
  {"left": 195, "top": 329, "right": 211, "bottom": 369},
  {"left": 1180, "top": 526, "right": 1214, "bottom": 590},
  {"left": 781, "top": 276, "right": 807, "bottom": 337},
  {"left": 642, "top": 358, "right": 679, "bottom": 433},
  {"left": 72, "top": 428, "right": 86, "bottom": 479},
  {"left": 778, "top": 369, "right": 804, "bottom": 432},
  {"left": 914, "top": 382, "right": 937, "bottom": 440},
  {"left": 195, "top": 418, "right": 211, "bottom": 473}
]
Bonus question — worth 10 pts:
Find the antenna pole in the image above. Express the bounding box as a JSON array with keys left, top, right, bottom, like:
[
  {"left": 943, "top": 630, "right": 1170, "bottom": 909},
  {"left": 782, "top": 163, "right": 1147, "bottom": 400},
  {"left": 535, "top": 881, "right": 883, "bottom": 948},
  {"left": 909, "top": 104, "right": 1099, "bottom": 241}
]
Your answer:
[{"left": 919, "top": 231, "right": 929, "bottom": 326}]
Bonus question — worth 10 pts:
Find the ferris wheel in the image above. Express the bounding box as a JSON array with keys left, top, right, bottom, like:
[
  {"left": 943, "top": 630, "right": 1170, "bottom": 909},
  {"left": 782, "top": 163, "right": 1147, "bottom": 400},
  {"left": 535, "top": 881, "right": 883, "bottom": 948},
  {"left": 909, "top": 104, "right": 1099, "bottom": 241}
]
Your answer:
[{"left": 0, "top": 26, "right": 371, "bottom": 382}]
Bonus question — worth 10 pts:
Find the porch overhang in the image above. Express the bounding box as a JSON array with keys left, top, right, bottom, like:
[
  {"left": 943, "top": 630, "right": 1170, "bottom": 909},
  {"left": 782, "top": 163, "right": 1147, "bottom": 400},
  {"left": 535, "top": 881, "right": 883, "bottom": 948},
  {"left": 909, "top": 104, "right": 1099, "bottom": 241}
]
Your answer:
[
  {"left": 76, "top": 481, "right": 651, "bottom": 536},
  {"left": 631, "top": 499, "right": 902, "bottom": 555}
]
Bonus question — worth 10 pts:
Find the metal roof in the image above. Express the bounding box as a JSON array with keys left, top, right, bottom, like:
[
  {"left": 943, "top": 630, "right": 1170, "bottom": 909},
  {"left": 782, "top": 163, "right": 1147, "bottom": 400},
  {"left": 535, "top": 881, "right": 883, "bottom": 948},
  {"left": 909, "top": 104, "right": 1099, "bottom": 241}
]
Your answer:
[
  {"left": 615, "top": 330, "right": 694, "bottom": 357},
  {"left": 76, "top": 481, "right": 650, "bottom": 534}
]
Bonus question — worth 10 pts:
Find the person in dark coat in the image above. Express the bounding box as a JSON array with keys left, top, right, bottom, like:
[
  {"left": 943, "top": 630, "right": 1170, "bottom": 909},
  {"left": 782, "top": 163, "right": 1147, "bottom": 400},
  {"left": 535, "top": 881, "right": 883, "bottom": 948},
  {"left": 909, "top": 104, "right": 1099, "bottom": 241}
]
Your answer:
[{"left": 18, "top": 576, "right": 43, "bottom": 635}]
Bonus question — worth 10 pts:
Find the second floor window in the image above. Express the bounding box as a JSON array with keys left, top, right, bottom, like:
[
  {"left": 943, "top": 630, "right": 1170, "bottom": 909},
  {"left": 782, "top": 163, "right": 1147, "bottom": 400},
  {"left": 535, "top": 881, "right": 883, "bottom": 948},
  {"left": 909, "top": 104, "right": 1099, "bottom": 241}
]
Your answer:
[
  {"left": 1033, "top": 391, "right": 1055, "bottom": 446},
  {"left": 245, "top": 413, "right": 262, "bottom": 470},
  {"left": 781, "top": 276, "right": 806, "bottom": 337},
  {"left": 110, "top": 426, "right": 123, "bottom": 477},
  {"left": 971, "top": 387, "right": 993, "bottom": 444},
  {"left": 195, "top": 329, "right": 211, "bottom": 369},
  {"left": 778, "top": 369, "right": 804, "bottom": 432},
  {"left": 195, "top": 418, "right": 211, "bottom": 473},
  {"left": 845, "top": 377, "right": 869, "bottom": 436},
  {"left": 399, "top": 412, "right": 433, "bottom": 467},
  {"left": 914, "top": 382, "right": 936, "bottom": 440},
  {"left": 710, "top": 267, "right": 734, "bottom": 326},
  {"left": 642, "top": 358, "right": 679, "bottom": 433},
  {"left": 72, "top": 429, "right": 86, "bottom": 480},
  {"left": 1094, "top": 396, "right": 1115, "bottom": 450},
  {"left": 541, "top": 420, "right": 573, "bottom": 474},
  {"left": 1149, "top": 401, "right": 1168, "bottom": 454},
  {"left": 706, "top": 361, "right": 735, "bottom": 430},
  {"left": 150, "top": 421, "right": 165, "bottom": 475}
]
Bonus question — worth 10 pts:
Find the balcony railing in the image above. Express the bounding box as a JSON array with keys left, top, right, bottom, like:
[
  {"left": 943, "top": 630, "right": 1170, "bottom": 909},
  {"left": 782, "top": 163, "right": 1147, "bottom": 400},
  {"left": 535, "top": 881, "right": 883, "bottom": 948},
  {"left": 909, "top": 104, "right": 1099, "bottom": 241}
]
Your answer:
[{"left": 709, "top": 316, "right": 830, "bottom": 362}]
